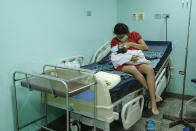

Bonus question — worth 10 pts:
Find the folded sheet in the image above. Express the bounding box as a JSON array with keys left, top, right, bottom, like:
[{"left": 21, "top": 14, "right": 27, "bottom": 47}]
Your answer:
[{"left": 95, "top": 71, "right": 121, "bottom": 89}]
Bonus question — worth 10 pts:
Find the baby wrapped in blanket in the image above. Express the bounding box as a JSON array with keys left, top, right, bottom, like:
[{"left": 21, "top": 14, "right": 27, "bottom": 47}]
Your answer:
[{"left": 111, "top": 45, "right": 150, "bottom": 69}]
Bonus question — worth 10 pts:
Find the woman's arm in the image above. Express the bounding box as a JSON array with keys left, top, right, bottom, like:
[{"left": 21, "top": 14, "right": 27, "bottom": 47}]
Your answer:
[{"left": 125, "top": 39, "right": 148, "bottom": 51}]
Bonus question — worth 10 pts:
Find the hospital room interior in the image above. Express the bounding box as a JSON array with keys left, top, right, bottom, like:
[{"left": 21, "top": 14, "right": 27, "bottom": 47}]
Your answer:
[{"left": 1, "top": 0, "right": 196, "bottom": 131}]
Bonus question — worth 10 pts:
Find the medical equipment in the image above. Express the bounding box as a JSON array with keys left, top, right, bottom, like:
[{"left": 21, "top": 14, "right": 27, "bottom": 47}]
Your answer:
[
  {"left": 13, "top": 40, "right": 172, "bottom": 131},
  {"left": 163, "top": 0, "right": 195, "bottom": 130},
  {"left": 13, "top": 66, "right": 97, "bottom": 131}
]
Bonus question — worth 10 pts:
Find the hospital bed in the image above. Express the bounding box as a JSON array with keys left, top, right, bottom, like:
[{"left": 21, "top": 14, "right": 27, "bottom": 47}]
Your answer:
[{"left": 13, "top": 41, "right": 172, "bottom": 131}]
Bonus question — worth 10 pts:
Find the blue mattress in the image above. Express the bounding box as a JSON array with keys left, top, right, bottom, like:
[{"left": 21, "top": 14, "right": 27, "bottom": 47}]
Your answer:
[{"left": 74, "top": 41, "right": 172, "bottom": 103}]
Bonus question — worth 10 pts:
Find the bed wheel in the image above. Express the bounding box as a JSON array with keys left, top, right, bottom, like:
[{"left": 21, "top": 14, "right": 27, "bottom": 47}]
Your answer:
[{"left": 70, "top": 120, "right": 81, "bottom": 131}]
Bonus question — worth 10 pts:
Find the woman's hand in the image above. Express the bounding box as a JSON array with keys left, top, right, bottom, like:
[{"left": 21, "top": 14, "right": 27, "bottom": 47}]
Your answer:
[
  {"left": 125, "top": 40, "right": 148, "bottom": 51},
  {"left": 119, "top": 42, "right": 134, "bottom": 48},
  {"left": 119, "top": 42, "right": 124, "bottom": 48},
  {"left": 131, "top": 55, "right": 138, "bottom": 62},
  {"left": 125, "top": 42, "right": 135, "bottom": 48}
]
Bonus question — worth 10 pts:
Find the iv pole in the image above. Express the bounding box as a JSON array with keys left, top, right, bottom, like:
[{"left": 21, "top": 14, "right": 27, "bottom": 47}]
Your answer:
[{"left": 163, "top": 0, "right": 196, "bottom": 130}]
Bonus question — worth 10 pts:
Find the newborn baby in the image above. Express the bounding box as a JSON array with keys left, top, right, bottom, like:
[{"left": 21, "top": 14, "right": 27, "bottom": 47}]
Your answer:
[{"left": 111, "top": 45, "right": 150, "bottom": 68}]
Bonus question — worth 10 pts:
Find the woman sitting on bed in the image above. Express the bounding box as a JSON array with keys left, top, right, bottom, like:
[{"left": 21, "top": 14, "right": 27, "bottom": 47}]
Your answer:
[{"left": 111, "top": 23, "right": 162, "bottom": 115}]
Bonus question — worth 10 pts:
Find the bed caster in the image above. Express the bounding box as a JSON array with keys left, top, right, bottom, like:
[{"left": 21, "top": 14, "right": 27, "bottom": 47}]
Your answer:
[{"left": 70, "top": 120, "right": 82, "bottom": 131}]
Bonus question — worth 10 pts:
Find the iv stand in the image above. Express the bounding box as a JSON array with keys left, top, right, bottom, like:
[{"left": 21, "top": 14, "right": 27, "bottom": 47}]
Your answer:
[{"left": 163, "top": 0, "right": 196, "bottom": 130}]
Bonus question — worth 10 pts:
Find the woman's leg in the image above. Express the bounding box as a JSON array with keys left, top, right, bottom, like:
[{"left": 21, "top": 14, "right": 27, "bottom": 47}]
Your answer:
[
  {"left": 138, "top": 64, "right": 161, "bottom": 115},
  {"left": 138, "top": 64, "right": 162, "bottom": 102},
  {"left": 122, "top": 65, "right": 148, "bottom": 89}
]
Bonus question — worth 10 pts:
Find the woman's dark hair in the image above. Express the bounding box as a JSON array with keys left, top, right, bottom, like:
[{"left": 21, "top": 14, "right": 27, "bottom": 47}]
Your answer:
[{"left": 113, "top": 23, "right": 129, "bottom": 35}]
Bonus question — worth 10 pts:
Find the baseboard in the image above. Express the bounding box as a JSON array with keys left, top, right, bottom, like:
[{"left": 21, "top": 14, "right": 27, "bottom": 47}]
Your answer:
[{"left": 164, "top": 92, "right": 195, "bottom": 100}]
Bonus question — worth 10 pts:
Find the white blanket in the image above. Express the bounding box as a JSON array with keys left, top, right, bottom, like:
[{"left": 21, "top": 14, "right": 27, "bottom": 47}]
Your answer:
[{"left": 111, "top": 47, "right": 150, "bottom": 68}]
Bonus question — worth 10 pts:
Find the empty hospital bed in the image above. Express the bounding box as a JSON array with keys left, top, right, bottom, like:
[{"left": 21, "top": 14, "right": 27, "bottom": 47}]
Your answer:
[{"left": 13, "top": 41, "right": 172, "bottom": 131}]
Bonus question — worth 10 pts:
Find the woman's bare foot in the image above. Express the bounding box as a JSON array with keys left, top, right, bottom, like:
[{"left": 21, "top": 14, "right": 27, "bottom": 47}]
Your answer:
[
  {"left": 151, "top": 102, "right": 159, "bottom": 115},
  {"left": 152, "top": 107, "right": 159, "bottom": 115},
  {"left": 155, "top": 94, "right": 163, "bottom": 102}
]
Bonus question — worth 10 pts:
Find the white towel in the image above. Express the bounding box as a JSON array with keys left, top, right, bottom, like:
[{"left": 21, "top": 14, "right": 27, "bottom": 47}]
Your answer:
[{"left": 95, "top": 71, "right": 121, "bottom": 89}]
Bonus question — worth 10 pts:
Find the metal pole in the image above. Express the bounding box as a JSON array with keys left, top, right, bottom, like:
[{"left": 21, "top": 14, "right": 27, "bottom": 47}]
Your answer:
[
  {"left": 93, "top": 75, "right": 97, "bottom": 131},
  {"left": 163, "top": 1, "right": 195, "bottom": 130},
  {"left": 44, "top": 92, "right": 48, "bottom": 127},
  {"left": 61, "top": 81, "right": 69, "bottom": 131},
  {"left": 66, "top": 93, "right": 69, "bottom": 131},
  {"left": 13, "top": 72, "right": 19, "bottom": 131},
  {"left": 180, "top": 0, "right": 193, "bottom": 120},
  {"left": 166, "top": 17, "right": 168, "bottom": 41}
]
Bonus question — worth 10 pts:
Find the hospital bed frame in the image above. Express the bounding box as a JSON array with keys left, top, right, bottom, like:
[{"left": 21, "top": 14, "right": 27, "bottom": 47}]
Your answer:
[
  {"left": 13, "top": 41, "right": 172, "bottom": 131},
  {"left": 56, "top": 41, "right": 172, "bottom": 130}
]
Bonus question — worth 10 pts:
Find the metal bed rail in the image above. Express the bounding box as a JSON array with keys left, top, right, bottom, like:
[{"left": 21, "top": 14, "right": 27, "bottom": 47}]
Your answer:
[
  {"left": 42, "top": 64, "right": 97, "bottom": 131},
  {"left": 58, "top": 55, "right": 85, "bottom": 66},
  {"left": 13, "top": 71, "right": 69, "bottom": 131},
  {"left": 90, "top": 41, "right": 110, "bottom": 64},
  {"left": 155, "top": 55, "right": 170, "bottom": 80},
  {"left": 113, "top": 88, "right": 144, "bottom": 107},
  {"left": 43, "top": 64, "right": 95, "bottom": 74}
]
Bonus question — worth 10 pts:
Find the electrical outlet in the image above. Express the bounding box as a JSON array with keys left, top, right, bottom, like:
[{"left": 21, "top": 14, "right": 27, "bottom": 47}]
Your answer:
[
  {"left": 136, "top": 13, "right": 144, "bottom": 20},
  {"left": 87, "top": 10, "right": 92, "bottom": 16},
  {"left": 131, "top": 13, "right": 144, "bottom": 20},
  {"left": 154, "top": 14, "right": 162, "bottom": 19},
  {"left": 179, "top": 71, "right": 185, "bottom": 75},
  {"left": 131, "top": 13, "right": 137, "bottom": 20},
  {"left": 162, "top": 14, "right": 170, "bottom": 19}
]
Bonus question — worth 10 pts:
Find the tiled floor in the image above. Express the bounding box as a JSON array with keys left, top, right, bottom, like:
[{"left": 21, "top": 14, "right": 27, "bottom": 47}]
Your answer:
[
  {"left": 42, "top": 97, "right": 196, "bottom": 131},
  {"left": 110, "top": 97, "right": 196, "bottom": 131}
]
